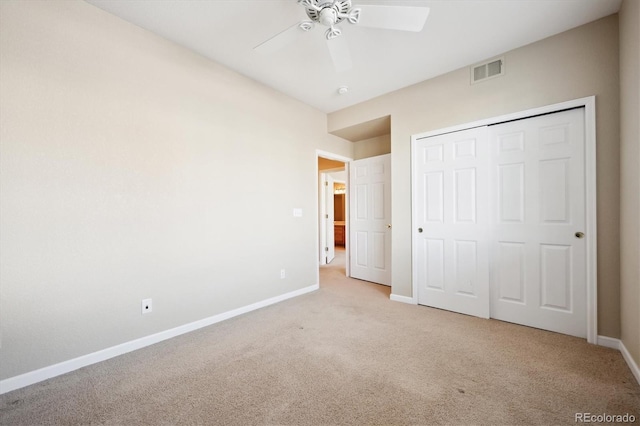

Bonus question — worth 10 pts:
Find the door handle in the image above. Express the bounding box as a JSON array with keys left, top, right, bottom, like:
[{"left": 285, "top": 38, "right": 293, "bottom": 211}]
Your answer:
[
  {"left": 575, "top": 232, "right": 585, "bottom": 239},
  {"left": 418, "top": 228, "right": 423, "bottom": 233},
  {"left": 387, "top": 224, "right": 392, "bottom": 229}
]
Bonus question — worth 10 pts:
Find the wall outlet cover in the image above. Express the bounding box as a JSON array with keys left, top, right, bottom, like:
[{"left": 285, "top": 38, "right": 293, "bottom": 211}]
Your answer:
[{"left": 141, "top": 298, "right": 152, "bottom": 314}]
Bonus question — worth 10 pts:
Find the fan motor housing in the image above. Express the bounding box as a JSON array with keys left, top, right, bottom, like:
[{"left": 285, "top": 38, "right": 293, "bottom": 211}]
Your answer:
[{"left": 304, "top": 0, "right": 352, "bottom": 25}]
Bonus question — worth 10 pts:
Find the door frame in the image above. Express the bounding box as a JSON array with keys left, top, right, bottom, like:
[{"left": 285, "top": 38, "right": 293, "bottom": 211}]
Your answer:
[
  {"left": 316, "top": 150, "right": 353, "bottom": 281},
  {"left": 410, "top": 96, "right": 597, "bottom": 344},
  {"left": 319, "top": 172, "right": 336, "bottom": 264}
]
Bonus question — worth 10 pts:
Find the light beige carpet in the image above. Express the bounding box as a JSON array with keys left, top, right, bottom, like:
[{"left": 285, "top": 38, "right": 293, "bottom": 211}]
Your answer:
[{"left": 1, "top": 249, "right": 639, "bottom": 425}]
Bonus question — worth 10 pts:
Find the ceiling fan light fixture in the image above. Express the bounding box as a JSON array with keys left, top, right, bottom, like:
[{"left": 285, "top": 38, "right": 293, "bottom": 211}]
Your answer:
[
  {"left": 325, "top": 26, "right": 341, "bottom": 40},
  {"left": 299, "top": 21, "right": 315, "bottom": 32},
  {"left": 297, "top": 0, "right": 317, "bottom": 10},
  {"left": 347, "top": 8, "right": 361, "bottom": 25}
]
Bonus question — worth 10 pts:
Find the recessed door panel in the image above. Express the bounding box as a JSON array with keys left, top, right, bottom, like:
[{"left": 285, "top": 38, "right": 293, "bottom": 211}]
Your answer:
[
  {"left": 499, "top": 163, "right": 525, "bottom": 223},
  {"left": 372, "top": 162, "right": 385, "bottom": 175},
  {"left": 455, "top": 240, "right": 477, "bottom": 296},
  {"left": 454, "top": 168, "right": 476, "bottom": 223},
  {"left": 424, "top": 172, "right": 444, "bottom": 223},
  {"left": 499, "top": 132, "right": 525, "bottom": 153},
  {"left": 496, "top": 242, "right": 525, "bottom": 304},
  {"left": 454, "top": 139, "right": 476, "bottom": 159},
  {"left": 425, "top": 145, "right": 443, "bottom": 163},
  {"left": 356, "top": 184, "right": 368, "bottom": 220},
  {"left": 540, "top": 244, "right": 572, "bottom": 312},
  {"left": 426, "top": 239, "right": 445, "bottom": 291},
  {"left": 373, "top": 182, "right": 385, "bottom": 220},
  {"left": 540, "top": 124, "right": 570, "bottom": 148},
  {"left": 373, "top": 232, "right": 386, "bottom": 270},
  {"left": 356, "top": 231, "right": 368, "bottom": 267},
  {"left": 539, "top": 159, "right": 570, "bottom": 223}
]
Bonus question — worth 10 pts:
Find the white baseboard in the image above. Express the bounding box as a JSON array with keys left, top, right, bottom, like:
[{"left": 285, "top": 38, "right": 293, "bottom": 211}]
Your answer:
[
  {"left": 0, "top": 284, "right": 319, "bottom": 395},
  {"left": 390, "top": 294, "right": 417, "bottom": 305},
  {"left": 619, "top": 340, "right": 640, "bottom": 385},
  {"left": 597, "top": 335, "right": 640, "bottom": 385},
  {"left": 597, "top": 335, "right": 621, "bottom": 349}
]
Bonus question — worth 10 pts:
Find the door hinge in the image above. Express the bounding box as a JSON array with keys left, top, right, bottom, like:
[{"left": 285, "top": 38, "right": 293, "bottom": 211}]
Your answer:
[
  {"left": 325, "top": 214, "right": 329, "bottom": 219},
  {"left": 325, "top": 247, "right": 329, "bottom": 252},
  {"left": 325, "top": 181, "right": 329, "bottom": 186}
]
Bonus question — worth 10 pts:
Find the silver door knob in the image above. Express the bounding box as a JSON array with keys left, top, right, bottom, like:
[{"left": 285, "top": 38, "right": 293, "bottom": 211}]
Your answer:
[{"left": 575, "top": 232, "right": 585, "bottom": 239}]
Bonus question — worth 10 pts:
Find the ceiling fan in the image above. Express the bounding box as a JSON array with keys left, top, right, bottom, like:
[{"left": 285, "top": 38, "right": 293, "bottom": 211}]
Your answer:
[{"left": 254, "top": 0, "right": 430, "bottom": 73}]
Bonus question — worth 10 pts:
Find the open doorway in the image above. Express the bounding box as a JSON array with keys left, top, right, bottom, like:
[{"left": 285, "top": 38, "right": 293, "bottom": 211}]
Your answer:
[
  {"left": 333, "top": 181, "right": 346, "bottom": 248},
  {"left": 317, "top": 151, "right": 352, "bottom": 277}
]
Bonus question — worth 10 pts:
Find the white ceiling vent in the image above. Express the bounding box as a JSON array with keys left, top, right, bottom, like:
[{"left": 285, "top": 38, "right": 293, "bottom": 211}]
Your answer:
[{"left": 471, "top": 57, "right": 504, "bottom": 84}]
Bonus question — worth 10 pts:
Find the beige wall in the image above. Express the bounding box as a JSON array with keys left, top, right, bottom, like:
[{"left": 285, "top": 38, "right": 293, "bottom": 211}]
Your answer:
[
  {"left": 353, "top": 134, "right": 391, "bottom": 160},
  {"left": 619, "top": 0, "right": 640, "bottom": 366},
  {"left": 329, "top": 16, "right": 621, "bottom": 337},
  {"left": 0, "top": 0, "right": 352, "bottom": 380}
]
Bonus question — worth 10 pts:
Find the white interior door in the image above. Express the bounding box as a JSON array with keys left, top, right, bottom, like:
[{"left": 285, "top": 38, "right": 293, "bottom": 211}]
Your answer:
[
  {"left": 325, "top": 174, "right": 335, "bottom": 264},
  {"left": 349, "top": 154, "right": 391, "bottom": 286},
  {"left": 414, "top": 127, "right": 490, "bottom": 318},
  {"left": 489, "top": 108, "right": 586, "bottom": 337}
]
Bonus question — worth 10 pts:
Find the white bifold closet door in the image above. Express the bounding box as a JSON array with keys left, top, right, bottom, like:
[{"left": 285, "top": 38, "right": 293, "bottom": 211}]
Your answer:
[{"left": 414, "top": 108, "right": 587, "bottom": 338}]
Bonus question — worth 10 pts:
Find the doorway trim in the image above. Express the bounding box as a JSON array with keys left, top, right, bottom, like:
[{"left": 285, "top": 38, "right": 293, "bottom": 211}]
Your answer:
[
  {"left": 410, "top": 96, "right": 597, "bottom": 344},
  {"left": 316, "top": 150, "right": 353, "bottom": 284}
]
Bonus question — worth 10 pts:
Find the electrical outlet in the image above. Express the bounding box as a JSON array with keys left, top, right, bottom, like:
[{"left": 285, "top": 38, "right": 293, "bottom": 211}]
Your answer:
[
  {"left": 141, "top": 298, "right": 152, "bottom": 314},
  {"left": 280, "top": 269, "right": 286, "bottom": 279}
]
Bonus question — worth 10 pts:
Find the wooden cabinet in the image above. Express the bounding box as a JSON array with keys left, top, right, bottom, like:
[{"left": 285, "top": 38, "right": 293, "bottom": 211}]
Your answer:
[
  {"left": 334, "top": 194, "right": 345, "bottom": 221},
  {"left": 334, "top": 224, "right": 345, "bottom": 246}
]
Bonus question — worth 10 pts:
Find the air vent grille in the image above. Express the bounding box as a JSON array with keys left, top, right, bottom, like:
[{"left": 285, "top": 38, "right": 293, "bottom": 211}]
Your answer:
[{"left": 471, "top": 57, "right": 504, "bottom": 84}]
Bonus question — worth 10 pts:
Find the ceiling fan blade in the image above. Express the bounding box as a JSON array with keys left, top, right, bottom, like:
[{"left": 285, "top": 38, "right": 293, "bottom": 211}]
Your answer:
[
  {"left": 357, "top": 5, "right": 430, "bottom": 32},
  {"left": 254, "top": 22, "right": 306, "bottom": 55},
  {"left": 326, "top": 35, "right": 352, "bottom": 73}
]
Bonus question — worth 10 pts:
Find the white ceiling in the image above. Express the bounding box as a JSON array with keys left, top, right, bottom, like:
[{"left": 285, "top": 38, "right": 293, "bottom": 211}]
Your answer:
[{"left": 85, "top": 0, "right": 621, "bottom": 113}]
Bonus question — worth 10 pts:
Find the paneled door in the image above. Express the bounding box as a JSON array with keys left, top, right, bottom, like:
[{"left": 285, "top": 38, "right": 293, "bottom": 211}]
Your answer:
[
  {"left": 350, "top": 154, "right": 391, "bottom": 286},
  {"left": 414, "top": 127, "right": 490, "bottom": 318},
  {"left": 489, "top": 108, "right": 586, "bottom": 337}
]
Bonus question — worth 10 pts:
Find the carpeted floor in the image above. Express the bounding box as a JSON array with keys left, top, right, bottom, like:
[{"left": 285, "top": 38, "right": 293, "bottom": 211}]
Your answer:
[{"left": 1, "top": 248, "right": 639, "bottom": 425}]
